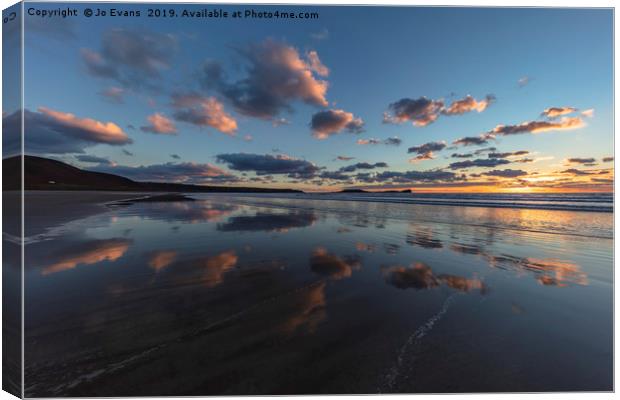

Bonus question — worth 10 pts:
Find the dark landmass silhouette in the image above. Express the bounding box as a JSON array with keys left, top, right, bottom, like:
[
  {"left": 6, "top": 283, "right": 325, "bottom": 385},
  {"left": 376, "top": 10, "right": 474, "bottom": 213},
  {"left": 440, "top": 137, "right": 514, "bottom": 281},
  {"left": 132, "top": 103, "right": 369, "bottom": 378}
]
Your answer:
[{"left": 2, "top": 155, "right": 302, "bottom": 193}]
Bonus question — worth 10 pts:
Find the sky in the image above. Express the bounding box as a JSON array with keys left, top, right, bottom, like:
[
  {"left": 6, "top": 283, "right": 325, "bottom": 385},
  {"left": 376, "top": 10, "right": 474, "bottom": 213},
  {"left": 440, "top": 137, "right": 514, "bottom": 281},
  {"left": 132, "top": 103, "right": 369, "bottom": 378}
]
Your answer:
[{"left": 4, "top": 4, "right": 614, "bottom": 192}]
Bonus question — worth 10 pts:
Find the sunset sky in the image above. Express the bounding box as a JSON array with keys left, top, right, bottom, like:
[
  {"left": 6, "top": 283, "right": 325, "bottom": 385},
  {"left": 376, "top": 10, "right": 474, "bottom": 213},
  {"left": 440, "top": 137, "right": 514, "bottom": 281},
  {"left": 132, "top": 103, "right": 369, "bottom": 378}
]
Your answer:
[{"left": 5, "top": 5, "right": 614, "bottom": 192}]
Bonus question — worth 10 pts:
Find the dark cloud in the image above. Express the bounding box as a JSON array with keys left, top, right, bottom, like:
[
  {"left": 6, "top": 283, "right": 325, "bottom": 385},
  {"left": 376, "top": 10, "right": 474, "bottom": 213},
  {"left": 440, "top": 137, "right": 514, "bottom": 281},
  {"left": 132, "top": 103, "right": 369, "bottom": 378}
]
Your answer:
[
  {"left": 481, "top": 169, "right": 528, "bottom": 178},
  {"left": 384, "top": 94, "right": 493, "bottom": 126},
  {"left": 448, "top": 158, "right": 511, "bottom": 170},
  {"left": 488, "top": 150, "right": 529, "bottom": 158},
  {"left": 319, "top": 171, "right": 352, "bottom": 181},
  {"left": 92, "top": 161, "right": 237, "bottom": 184},
  {"left": 602, "top": 157, "right": 614, "bottom": 163},
  {"left": 310, "top": 109, "right": 364, "bottom": 139},
  {"left": 357, "top": 137, "right": 402, "bottom": 146},
  {"left": 566, "top": 157, "right": 597, "bottom": 166},
  {"left": 384, "top": 137, "right": 402, "bottom": 146},
  {"left": 355, "top": 169, "right": 463, "bottom": 184},
  {"left": 203, "top": 39, "right": 328, "bottom": 120},
  {"left": 488, "top": 117, "right": 584, "bottom": 136},
  {"left": 560, "top": 168, "right": 597, "bottom": 176},
  {"left": 339, "top": 162, "right": 388, "bottom": 173},
  {"left": 452, "top": 134, "right": 494, "bottom": 146},
  {"left": 451, "top": 152, "right": 474, "bottom": 158},
  {"left": 3, "top": 108, "right": 131, "bottom": 155},
  {"left": 170, "top": 154, "right": 181, "bottom": 160},
  {"left": 383, "top": 97, "right": 444, "bottom": 126},
  {"left": 408, "top": 141, "right": 447, "bottom": 155},
  {"left": 122, "top": 149, "right": 134, "bottom": 156},
  {"left": 75, "top": 154, "right": 112, "bottom": 165},
  {"left": 81, "top": 28, "right": 177, "bottom": 89},
  {"left": 215, "top": 153, "right": 321, "bottom": 178},
  {"left": 335, "top": 156, "right": 355, "bottom": 161}
]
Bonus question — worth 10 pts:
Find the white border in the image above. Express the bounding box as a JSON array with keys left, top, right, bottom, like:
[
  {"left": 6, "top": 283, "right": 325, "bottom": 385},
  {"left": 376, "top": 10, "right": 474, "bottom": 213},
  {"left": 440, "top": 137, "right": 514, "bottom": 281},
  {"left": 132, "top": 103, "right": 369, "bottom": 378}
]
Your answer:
[{"left": 0, "top": 1, "right": 615, "bottom": 400}]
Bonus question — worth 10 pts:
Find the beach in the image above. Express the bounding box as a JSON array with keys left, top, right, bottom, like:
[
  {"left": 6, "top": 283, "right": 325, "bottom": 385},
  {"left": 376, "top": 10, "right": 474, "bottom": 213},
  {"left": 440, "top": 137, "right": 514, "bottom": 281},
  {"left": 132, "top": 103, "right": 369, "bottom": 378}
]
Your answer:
[{"left": 18, "top": 191, "right": 613, "bottom": 395}]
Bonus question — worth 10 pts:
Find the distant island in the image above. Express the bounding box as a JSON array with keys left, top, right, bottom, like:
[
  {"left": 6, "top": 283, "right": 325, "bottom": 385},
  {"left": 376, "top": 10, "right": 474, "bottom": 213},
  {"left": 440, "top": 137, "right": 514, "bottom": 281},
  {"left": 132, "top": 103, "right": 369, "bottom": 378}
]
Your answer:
[
  {"left": 2, "top": 155, "right": 302, "bottom": 193},
  {"left": 338, "top": 188, "right": 411, "bottom": 194}
]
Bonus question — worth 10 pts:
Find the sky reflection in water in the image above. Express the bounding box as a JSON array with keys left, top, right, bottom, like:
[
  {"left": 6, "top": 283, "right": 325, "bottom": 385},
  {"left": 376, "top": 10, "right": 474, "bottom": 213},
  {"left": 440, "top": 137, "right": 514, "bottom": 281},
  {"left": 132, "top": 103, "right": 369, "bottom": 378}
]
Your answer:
[{"left": 23, "top": 194, "right": 612, "bottom": 396}]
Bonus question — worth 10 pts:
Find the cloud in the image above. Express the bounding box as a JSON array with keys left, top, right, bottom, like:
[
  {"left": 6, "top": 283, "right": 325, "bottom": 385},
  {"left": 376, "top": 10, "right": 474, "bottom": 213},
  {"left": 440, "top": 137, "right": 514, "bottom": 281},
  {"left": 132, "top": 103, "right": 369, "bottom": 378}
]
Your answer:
[
  {"left": 306, "top": 50, "right": 329, "bottom": 77},
  {"left": 203, "top": 39, "right": 329, "bottom": 120},
  {"left": 602, "top": 156, "right": 614, "bottom": 162},
  {"left": 383, "top": 97, "right": 444, "bottom": 126},
  {"left": 310, "top": 109, "right": 364, "bottom": 139},
  {"left": 384, "top": 137, "right": 402, "bottom": 146},
  {"left": 100, "top": 87, "right": 125, "bottom": 104},
  {"left": 170, "top": 154, "right": 181, "bottom": 159},
  {"left": 409, "top": 153, "right": 436, "bottom": 163},
  {"left": 171, "top": 94, "right": 238, "bottom": 135},
  {"left": 140, "top": 113, "right": 177, "bottom": 135},
  {"left": 408, "top": 141, "right": 447, "bottom": 155},
  {"left": 481, "top": 169, "right": 528, "bottom": 178},
  {"left": 122, "top": 149, "right": 134, "bottom": 156},
  {"left": 75, "top": 154, "right": 112, "bottom": 165},
  {"left": 452, "top": 133, "right": 495, "bottom": 146},
  {"left": 487, "top": 117, "right": 585, "bottom": 135},
  {"left": 319, "top": 171, "right": 352, "bottom": 181},
  {"left": 451, "top": 152, "right": 474, "bottom": 158},
  {"left": 383, "top": 94, "right": 493, "bottom": 127},
  {"left": 310, "top": 28, "right": 329, "bottom": 40},
  {"left": 581, "top": 108, "right": 595, "bottom": 118},
  {"left": 541, "top": 107, "right": 577, "bottom": 119},
  {"left": 566, "top": 157, "right": 597, "bottom": 166},
  {"left": 339, "top": 162, "right": 388, "bottom": 172},
  {"left": 82, "top": 28, "right": 177, "bottom": 89},
  {"left": 335, "top": 156, "right": 355, "bottom": 161},
  {"left": 487, "top": 150, "right": 529, "bottom": 158},
  {"left": 517, "top": 76, "right": 531, "bottom": 88},
  {"left": 356, "top": 137, "right": 401, "bottom": 146},
  {"left": 355, "top": 169, "right": 463, "bottom": 184},
  {"left": 216, "top": 153, "right": 321, "bottom": 178},
  {"left": 41, "top": 238, "right": 132, "bottom": 276},
  {"left": 3, "top": 108, "right": 132, "bottom": 155},
  {"left": 92, "top": 161, "right": 237, "bottom": 184},
  {"left": 381, "top": 262, "right": 486, "bottom": 293},
  {"left": 217, "top": 211, "right": 316, "bottom": 232},
  {"left": 441, "top": 94, "right": 495, "bottom": 115},
  {"left": 448, "top": 158, "right": 511, "bottom": 170},
  {"left": 310, "top": 247, "right": 361, "bottom": 281},
  {"left": 560, "top": 168, "right": 597, "bottom": 176},
  {"left": 25, "top": 17, "right": 76, "bottom": 41}
]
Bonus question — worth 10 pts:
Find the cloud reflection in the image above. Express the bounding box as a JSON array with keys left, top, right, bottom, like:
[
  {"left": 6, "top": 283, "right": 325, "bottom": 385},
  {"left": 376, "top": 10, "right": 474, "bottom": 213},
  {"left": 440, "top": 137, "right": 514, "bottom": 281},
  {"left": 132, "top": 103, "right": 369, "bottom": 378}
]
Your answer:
[
  {"left": 281, "top": 282, "right": 327, "bottom": 334},
  {"left": 381, "top": 262, "right": 487, "bottom": 293},
  {"left": 147, "top": 250, "right": 177, "bottom": 272},
  {"left": 217, "top": 211, "right": 316, "bottom": 232},
  {"left": 310, "top": 247, "right": 361, "bottom": 280},
  {"left": 450, "top": 243, "right": 588, "bottom": 287},
  {"left": 42, "top": 238, "right": 132, "bottom": 275}
]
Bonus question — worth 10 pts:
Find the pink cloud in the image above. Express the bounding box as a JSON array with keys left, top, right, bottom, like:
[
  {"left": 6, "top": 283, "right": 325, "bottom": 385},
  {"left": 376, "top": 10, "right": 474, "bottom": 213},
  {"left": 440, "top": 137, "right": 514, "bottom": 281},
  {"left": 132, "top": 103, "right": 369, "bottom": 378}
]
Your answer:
[
  {"left": 140, "top": 113, "right": 177, "bottom": 135},
  {"left": 38, "top": 107, "right": 131, "bottom": 144}
]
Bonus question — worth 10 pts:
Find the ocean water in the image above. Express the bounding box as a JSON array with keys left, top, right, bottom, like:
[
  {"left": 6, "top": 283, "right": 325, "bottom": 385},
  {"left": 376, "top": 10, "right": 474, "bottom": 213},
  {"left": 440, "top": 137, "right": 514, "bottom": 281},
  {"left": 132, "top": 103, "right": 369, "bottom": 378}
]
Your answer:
[{"left": 18, "top": 192, "right": 613, "bottom": 395}]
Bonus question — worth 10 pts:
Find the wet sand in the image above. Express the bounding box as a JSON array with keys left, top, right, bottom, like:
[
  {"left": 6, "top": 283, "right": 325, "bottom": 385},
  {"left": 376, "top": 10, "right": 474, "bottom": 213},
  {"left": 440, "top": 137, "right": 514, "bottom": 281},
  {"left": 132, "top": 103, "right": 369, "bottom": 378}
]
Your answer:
[{"left": 18, "top": 192, "right": 613, "bottom": 396}]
